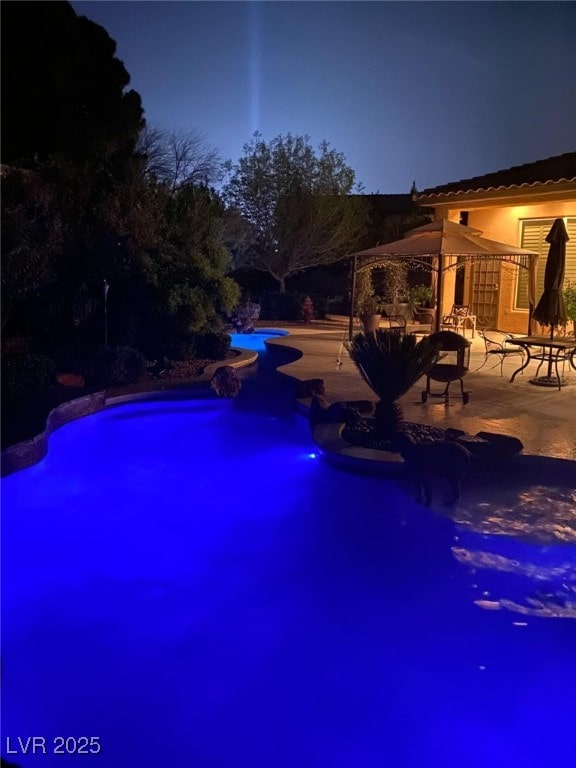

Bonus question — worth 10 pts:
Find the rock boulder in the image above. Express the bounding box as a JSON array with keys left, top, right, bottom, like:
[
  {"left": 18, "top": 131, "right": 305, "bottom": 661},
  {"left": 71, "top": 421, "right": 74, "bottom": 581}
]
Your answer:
[{"left": 210, "top": 366, "right": 241, "bottom": 398}]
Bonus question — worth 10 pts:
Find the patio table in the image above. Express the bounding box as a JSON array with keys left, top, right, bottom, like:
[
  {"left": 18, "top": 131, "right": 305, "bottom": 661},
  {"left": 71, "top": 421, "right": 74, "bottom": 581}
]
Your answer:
[{"left": 507, "top": 335, "right": 576, "bottom": 390}]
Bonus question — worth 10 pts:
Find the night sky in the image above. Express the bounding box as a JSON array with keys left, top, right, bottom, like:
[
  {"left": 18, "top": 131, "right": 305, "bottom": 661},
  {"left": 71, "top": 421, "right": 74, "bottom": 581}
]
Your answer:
[{"left": 71, "top": 1, "right": 576, "bottom": 193}]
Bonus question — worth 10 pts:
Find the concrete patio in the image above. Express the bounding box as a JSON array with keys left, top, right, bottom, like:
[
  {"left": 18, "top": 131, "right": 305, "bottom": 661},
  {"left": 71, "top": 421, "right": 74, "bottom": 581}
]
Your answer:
[{"left": 264, "top": 317, "right": 576, "bottom": 461}]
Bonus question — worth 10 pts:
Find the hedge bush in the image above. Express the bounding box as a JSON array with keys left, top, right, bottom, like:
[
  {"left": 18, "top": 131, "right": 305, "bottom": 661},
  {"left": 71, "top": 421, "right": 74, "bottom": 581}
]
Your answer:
[
  {"left": 86, "top": 346, "right": 146, "bottom": 387},
  {"left": 192, "top": 332, "right": 231, "bottom": 360},
  {"left": 157, "top": 335, "right": 198, "bottom": 361},
  {"left": 308, "top": 293, "right": 329, "bottom": 319},
  {"left": 145, "top": 331, "right": 231, "bottom": 362},
  {"left": 1, "top": 354, "right": 57, "bottom": 401},
  {"left": 259, "top": 292, "right": 329, "bottom": 321},
  {"left": 260, "top": 293, "right": 306, "bottom": 321},
  {"left": 50, "top": 345, "right": 146, "bottom": 387},
  {"left": 50, "top": 346, "right": 95, "bottom": 378}
]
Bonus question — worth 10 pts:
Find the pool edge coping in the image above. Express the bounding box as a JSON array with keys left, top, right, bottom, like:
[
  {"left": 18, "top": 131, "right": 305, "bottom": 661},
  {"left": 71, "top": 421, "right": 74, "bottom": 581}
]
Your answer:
[{"left": 1, "top": 347, "right": 258, "bottom": 477}]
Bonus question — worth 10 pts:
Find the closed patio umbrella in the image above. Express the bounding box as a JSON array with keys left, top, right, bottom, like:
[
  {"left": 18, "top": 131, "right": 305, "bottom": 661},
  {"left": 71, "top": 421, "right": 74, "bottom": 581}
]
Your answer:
[{"left": 532, "top": 218, "right": 569, "bottom": 340}]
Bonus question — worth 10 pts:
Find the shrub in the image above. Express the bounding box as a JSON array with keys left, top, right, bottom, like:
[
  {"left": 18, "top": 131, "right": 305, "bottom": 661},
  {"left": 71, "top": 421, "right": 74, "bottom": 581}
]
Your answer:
[
  {"left": 260, "top": 292, "right": 303, "bottom": 321},
  {"left": 308, "top": 293, "right": 329, "bottom": 319},
  {"left": 260, "top": 291, "right": 329, "bottom": 321},
  {"left": 86, "top": 346, "right": 146, "bottom": 387},
  {"left": 354, "top": 268, "right": 380, "bottom": 316},
  {"left": 1, "top": 354, "right": 56, "bottom": 401},
  {"left": 193, "top": 332, "right": 231, "bottom": 360},
  {"left": 50, "top": 345, "right": 96, "bottom": 378},
  {"left": 409, "top": 283, "right": 434, "bottom": 309},
  {"left": 260, "top": 292, "right": 329, "bottom": 321},
  {"left": 1, "top": 336, "right": 32, "bottom": 355},
  {"left": 158, "top": 335, "right": 198, "bottom": 362},
  {"left": 51, "top": 345, "right": 146, "bottom": 387},
  {"left": 564, "top": 282, "right": 576, "bottom": 338},
  {"left": 375, "top": 263, "right": 409, "bottom": 304},
  {"left": 564, "top": 282, "right": 576, "bottom": 321},
  {"left": 301, "top": 296, "right": 314, "bottom": 323}
]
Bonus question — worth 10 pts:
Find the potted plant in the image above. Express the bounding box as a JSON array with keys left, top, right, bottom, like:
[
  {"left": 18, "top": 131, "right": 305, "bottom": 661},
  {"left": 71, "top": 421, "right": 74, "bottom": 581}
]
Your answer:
[
  {"left": 409, "top": 283, "right": 435, "bottom": 327},
  {"left": 378, "top": 262, "right": 411, "bottom": 323},
  {"left": 563, "top": 281, "right": 576, "bottom": 339},
  {"left": 409, "top": 283, "right": 434, "bottom": 310},
  {"left": 347, "top": 329, "right": 440, "bottom": 437},
  {"left": 354, "top": 268, "right": 382, "bottom": 333}
]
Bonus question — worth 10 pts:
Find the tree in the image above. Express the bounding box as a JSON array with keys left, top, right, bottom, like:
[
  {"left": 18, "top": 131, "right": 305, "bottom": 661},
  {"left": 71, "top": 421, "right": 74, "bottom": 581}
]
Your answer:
[
  {"left": 355, "top": 194, "right": 431, "bottom": 252},
  {"left": 223, "top": 133, "right": 365, "bottom": 292},
  {"left": 1, "top": 2, "right": 239, "bottom": 357},
  {"left": 1, "top": 168, "right": 62, "bottom": 333},
  {"left": 137, "top": 127, "right": 224, "bottom": 190},
  {"left": 377, "top": 262, "right": 410, "bottom": 305},
  {"left": 137, "top": 185, "right": 240, "bottom": 358},
  {"left": 2, "top": 1, "right": 145, "bottom": 345},
  {"left": 1, "top": 1, "right": 143, "bottom": 171},
  {"left": 354, "top": 268, "right": 381, "bottom": 316}
]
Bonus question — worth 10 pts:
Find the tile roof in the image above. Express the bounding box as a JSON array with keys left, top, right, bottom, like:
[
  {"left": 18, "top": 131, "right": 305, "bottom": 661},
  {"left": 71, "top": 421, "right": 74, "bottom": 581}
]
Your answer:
[{"left": 415, "top": 152, "right": 576, "bottom": 198}]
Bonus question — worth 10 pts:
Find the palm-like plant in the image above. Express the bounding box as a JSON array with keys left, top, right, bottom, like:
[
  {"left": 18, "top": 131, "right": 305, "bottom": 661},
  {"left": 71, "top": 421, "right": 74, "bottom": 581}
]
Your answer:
[{"left": 347, "top": 330, "right": 440, "bottom": 437}]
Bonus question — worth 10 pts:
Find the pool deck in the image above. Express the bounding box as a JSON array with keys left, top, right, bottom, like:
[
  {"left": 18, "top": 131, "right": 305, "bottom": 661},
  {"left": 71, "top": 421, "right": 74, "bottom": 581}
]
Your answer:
[{"left": 261, "top": 317, "right": 576, "bottom": 462}]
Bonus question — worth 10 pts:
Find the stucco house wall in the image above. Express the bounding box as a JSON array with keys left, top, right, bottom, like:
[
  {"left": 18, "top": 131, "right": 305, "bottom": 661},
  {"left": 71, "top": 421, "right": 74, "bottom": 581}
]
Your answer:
[
  {"left": 435, "top": 199, "right": 576, "bottom": 333},
  {"left": 414, "top": 153, "right": 576, "bottom": 334}
]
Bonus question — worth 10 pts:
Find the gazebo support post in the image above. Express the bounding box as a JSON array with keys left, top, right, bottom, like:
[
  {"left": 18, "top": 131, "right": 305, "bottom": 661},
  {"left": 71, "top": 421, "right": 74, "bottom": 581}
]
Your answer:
[
  {"left": 348, "top": 255, "right": 357, "bottom": 341},
  {"left": 434, "top": 257, "right": 444, "bottom": 332}
]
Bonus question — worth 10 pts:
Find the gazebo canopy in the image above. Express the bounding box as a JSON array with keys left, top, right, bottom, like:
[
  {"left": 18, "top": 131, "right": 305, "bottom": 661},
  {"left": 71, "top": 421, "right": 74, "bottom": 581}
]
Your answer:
[
  {"left": 349, "top": 219, "right": 539, "bottom": 335},
  {"left": 353, "top": 219, "right": 538, "bottom": 272}
]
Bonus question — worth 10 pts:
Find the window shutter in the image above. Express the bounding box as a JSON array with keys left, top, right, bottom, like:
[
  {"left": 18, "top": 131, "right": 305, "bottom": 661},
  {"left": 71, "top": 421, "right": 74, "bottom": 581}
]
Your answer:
[{"left": 516, "top": 218, "right": 576, "bottom": 309}]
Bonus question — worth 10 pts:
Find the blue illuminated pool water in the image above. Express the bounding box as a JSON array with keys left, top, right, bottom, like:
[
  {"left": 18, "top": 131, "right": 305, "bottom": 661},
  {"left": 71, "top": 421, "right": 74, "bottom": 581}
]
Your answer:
[
  {"left": 229, "top": 328, "right": 289, "bottom": 352},
  {"left": 2, "top": 338, "right": 576, "bottom": 767}
]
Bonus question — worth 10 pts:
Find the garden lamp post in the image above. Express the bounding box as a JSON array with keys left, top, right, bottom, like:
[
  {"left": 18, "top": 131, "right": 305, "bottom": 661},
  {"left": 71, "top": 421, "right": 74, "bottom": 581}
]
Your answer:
[{"left": 103, "top": 279, "right": 110, "bottom": 350}]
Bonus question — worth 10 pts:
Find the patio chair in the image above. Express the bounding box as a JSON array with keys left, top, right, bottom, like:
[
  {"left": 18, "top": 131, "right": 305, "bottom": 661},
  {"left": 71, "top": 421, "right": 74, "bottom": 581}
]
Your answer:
[
  {"left": 476, "top": 329, "right": 526, "bottom": 376},
  {"left": 381, "top": 304, "right": 409, "bottom": 333},
  {"left": 412, "top": 307, "right": 435, "bottom": 333},
  {"left": 441, "top": 304, "right": 476, "bottom": 338}
]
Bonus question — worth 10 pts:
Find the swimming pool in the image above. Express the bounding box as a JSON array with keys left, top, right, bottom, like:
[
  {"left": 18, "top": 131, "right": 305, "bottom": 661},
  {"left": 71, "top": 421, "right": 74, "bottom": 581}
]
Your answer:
[
  {"left": 230, "top": 328, "right": 289, "bottom": 352},
  {"left": 2, "top": 339, "right": 575, "bottom": 767}
]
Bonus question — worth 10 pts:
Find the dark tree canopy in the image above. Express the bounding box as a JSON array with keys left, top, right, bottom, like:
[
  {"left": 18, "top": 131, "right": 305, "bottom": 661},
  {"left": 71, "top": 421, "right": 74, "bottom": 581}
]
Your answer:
[
  {"left": 1, "top": 1, "right": 241, "bottom": 363},
  {"left": 136, "top": 185, "right": 240, "bottom": 356},
  {"left": 1, "top": 1, "right": 144, "bottom": 168},
  {"left": 137, "top": 127, "right": 224, "bottom": 190}
]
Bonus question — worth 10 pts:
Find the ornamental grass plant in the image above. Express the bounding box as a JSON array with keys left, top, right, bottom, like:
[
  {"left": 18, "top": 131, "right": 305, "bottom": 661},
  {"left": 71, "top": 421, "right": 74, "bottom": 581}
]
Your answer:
[{"left": 347, "top": 329, "right": 440, "bottom": 437}]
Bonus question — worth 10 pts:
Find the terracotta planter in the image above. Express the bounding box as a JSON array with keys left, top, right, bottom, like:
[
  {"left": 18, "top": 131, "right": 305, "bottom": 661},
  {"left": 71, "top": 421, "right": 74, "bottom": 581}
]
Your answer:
[
  {"left": 360, "top": 313, "right": 382, "bottom": 333},
  {"left": 382, "top": 303, "right": 411, "bottom": 322}
]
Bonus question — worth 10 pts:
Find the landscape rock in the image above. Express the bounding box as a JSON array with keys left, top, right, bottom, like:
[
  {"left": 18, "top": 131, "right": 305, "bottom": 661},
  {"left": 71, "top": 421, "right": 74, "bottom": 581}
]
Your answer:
[
  {"left": 210, "top": 366, "right": 241, "bottom": 398},
  {"left": 309, "top": 396, "right": 367, "bottom": 425},
  {"left": 444, "top": 429, "right": 523, "bottom": 462},
  {"left": 296, "top": 378, "right": 325, "bottom": 398},
  {"left": 343, "top": 418, "right": 524, "bottom": 464},
  {"left": 475, "top": 431, "right": 524, "bottom": 458}
]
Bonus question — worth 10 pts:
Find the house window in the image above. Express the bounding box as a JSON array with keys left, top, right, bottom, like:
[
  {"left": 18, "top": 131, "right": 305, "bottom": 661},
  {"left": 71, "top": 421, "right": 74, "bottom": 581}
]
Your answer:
[{"left": 515, "top": 217, "right": 576, "bottom": 309}]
